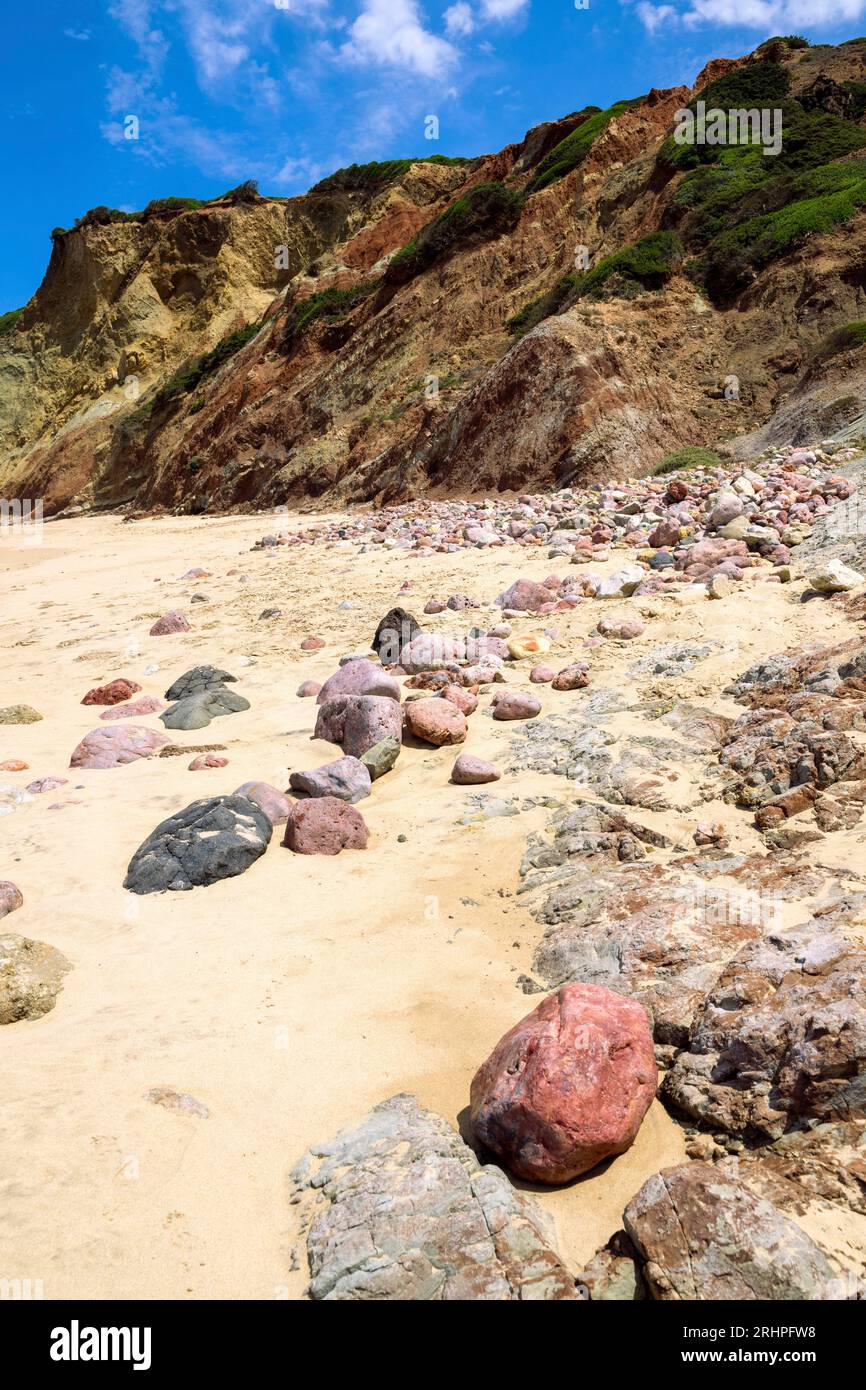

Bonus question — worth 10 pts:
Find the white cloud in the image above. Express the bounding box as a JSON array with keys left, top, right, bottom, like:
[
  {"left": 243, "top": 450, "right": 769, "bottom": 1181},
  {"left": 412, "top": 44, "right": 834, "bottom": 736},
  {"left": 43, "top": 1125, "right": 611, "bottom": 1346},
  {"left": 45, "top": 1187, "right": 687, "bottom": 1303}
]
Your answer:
[
  {"left": 479, "top": 0, "right": 530, "bottom": 17},
  {"left": 64, "top": 28, "right": 92, "bottom": 41},
  {"left": 445, "top": 2, "right": 475, "bottom": 36},
  {"left": 340, "top": 0, "right": 458, "bottom": 76},
  {"left": 636, "top": 0, "right": 866, "bottom": 31}
]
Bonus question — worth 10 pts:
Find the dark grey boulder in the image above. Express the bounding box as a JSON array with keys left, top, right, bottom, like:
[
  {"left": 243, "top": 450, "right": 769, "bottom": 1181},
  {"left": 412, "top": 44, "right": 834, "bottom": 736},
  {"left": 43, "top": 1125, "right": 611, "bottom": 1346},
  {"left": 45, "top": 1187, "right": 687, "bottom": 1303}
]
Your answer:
[
  {"left": 124, "top": 794, "right": 272, "bottom": 894},
  {"left": 371, "top": 607, "right": 421, "bottom": 664},
  {"left": 160, "top": 687, "right": 250, "bottom": 730},
  {"left": 164, "top": 666, "right": 238, "bottom": 701}
]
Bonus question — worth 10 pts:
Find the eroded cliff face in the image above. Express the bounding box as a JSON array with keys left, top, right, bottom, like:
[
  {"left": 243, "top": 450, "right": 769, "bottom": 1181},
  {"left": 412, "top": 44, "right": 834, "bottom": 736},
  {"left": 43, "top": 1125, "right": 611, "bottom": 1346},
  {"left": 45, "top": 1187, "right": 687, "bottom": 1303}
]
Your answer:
[{"left": 3, "top": 39, "right": 866, "bottom": 515}]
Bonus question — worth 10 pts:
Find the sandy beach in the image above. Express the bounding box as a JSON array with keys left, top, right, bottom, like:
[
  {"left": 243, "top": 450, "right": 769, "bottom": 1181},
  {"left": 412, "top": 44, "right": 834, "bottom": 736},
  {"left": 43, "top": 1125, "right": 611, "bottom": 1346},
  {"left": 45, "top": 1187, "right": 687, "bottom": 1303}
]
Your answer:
[{"left": 2, "top": 506, "right": 865, "bottom": 1299}]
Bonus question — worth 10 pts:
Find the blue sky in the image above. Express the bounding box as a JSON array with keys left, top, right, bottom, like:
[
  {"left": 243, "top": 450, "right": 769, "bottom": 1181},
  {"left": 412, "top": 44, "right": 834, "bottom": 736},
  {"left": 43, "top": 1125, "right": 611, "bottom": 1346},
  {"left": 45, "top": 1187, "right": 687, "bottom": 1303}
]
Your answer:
[{"left": 2, "top": 0, "right": 865, "bottom": 312}]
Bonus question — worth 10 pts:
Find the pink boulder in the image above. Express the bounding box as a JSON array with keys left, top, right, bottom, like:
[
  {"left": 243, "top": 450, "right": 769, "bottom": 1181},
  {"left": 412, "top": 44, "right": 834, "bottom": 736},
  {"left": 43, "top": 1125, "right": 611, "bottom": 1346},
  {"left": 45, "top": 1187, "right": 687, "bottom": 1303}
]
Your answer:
[
  {"left": 470, "top": 983, "right": 657, "bottom": 1183},
  {"left": 149, "top": 611, "right": 190, "bottom": 636},
  {"left": 26, "top": 776, "right": 68, "bottom": 793},
  {"left": 315, "top": 695, "right": 403, "bottom": 757},
  {"left": 99, "top": 696, "right": 164, "bottom": 721},
  {"left": 296, "top": 680, "right": 322, "bottom": 698},
  {"left": 283, "top": 796, "right": 368, "bottom": 855},
  {"left": 70, "top": 725, "right": 171, "bottom": 769},
  {"left": 404, "top": 698, "right": 467, "bottom": 747},
  {"left": 530, "top": 664, "right": 555, "bottom": 683},
  {"left": 597, "top": 617, "right": 645, "bottom": 641},
  {"left": 234, "top": 781, "right": 292, "bottom": 825},
  {"left": 496, "top": 578, "right": 556, "bottom": 612},
  {"left": 82, "top": 678, "right": 142, "bottom": 706},
  {"left": 451, "top": 754, "right": 500, "bottom": 785},
  {"left": 0, "top": 881, "right": 23, "bottom": 919},
  {"left": 316, "top": 658, "right": 400, "bottom": 705},
  {"left": 188, "top": 754, "right": 229, "bottom": 770},
  {"left": 491, "top": 691, "right": 541, "bottom": 721}
]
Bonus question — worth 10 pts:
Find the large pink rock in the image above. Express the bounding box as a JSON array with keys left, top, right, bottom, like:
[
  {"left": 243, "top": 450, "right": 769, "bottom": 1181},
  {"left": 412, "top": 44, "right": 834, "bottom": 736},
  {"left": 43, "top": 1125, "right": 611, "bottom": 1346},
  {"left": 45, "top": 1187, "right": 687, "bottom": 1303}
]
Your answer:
[
  {"left": 82, "top": 678, "right": 142, "bottom": 706},
  {"left": 316, "top": 659, "right": 400, "bottom": 705},
  {"left": 404, "top": 698, "right": 467, "bottom": 746},
  {"left": 70, "top": 725, "right": 171, "bottom": 769},
  {"left": 283, "top": 796, "right": 368, "bottom": 855},
  {"left": 99, "top": 696, "right": 164, "bottom": 721},
  {"left": 315, "top": 695, "right": 403, "bottom": 757},
  {"left": 149, "top": 611, "right": 190, "bottom": 636},
  {"left": 234, "top": 781, "right": 292, "bottom": 825},
  {"left": 470, "top": 983, "right": 657, "bottom": 1183},
  {"left": 495, "top": 578, "right": 554, "bottom": 612}
]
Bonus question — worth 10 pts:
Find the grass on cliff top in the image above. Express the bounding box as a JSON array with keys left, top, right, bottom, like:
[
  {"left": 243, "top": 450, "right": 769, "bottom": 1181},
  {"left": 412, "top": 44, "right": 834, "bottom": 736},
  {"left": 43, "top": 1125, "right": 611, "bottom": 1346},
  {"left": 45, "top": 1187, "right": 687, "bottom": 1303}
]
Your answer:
[
  {"left": 811, "top": 320, "right": 866, "bottom": 364},
  {"left": 0, "top": 308, "right": 23, "bottom": 336},
  {"left": 385, "top": 182, "right": 524, "bottom": 284},
  {"left": 527, "top": 99, "right": 644, "bottom": 193},
  {"left": 282, "top": 282, "right": 378, "bottom": 344},
  {"left": 652, "top": 446, "right": 726, "bottom": 475},
  {"left": 311, "top": 156, "right": 473, "bottom": 194}
]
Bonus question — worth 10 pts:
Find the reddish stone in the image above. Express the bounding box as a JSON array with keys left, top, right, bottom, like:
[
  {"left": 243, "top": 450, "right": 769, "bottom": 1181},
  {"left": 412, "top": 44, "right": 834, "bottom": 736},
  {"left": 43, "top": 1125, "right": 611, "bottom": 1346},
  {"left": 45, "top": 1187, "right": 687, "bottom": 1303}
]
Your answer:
[
  {"left": 440, "top": 685, "right": 477, "bottom": 715},
  {"left": 492, "top": 691, "right": 541, "bottom": 720},
  {"left": 149, "top": 611, "right": 190, "bottom": 636},
  {"left": 648, "top": 520, "right": 680, "bottom": 548},
  {"left": 0, "top": 759, "right": 28, "bottom": 771},
  {"left": 188, "top": 754, "right": 229, "bottom": 770},
  {"left": 451, "top": 754, "right": 501, "bottom": 785},
  {"left": 552, "top": 664, "right": 590, "bottom": 691},
  {"left": 81, "top": 678, "right": 142, "bottom": 706},
  {"left": 316, "top": 659, "right": 400, "bottom": 705},
  {"left": 26, "top": 776, "right": 67, "bottom": 792},
  {"left": 404, "top": 698, "right": 467, "bottom": 746},
  {"left": 495, "top": 578, "right": 555, "bottom": 612},
  {"left": 296, "top": 680, "right": 322, "bottom": 698},
  {"left": 283, "top": 796, "right": 368, "bottom": 855},
  {"left": 597, "top": 617, "right": 645, "bottom": 641},
  {"left": 470, "top": 983, "right": 657, "bottom": 1183},
  {"left": 300, "top": 635, "right": 326, "bottom": 650}
]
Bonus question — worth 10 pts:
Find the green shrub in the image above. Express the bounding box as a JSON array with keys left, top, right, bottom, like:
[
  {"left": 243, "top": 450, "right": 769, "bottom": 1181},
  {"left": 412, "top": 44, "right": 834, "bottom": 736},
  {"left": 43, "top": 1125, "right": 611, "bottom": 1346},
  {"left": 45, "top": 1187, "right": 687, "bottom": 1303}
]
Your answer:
[
  {"left": 385, "top": 182, "right": 523, "bottom": 284},
  {"left": 574, "top": 231, "right": 681, "bottom": 299},
  {"left": 283, "top": 282, "right": 378, "bottom": 343},
  {"left": 693, "top": 163, "right": 866, "bottom": 300},
  {"left": 143, "top": 196, "right": 205, "bottom": 216},
  {"left": 811, "top": 321, "right": 866, "bottom": 364},
  {"left": 219, "top": 180, "right": 259, "bottom": 203},
  {"left": 653, "top": 446, "right": 725, "bottom": 475},
  {"left": 73, "top": 205, "right": 142, "bottom": 229},
  {"left": 50, "top": 227, "right": 68, "bottom": 239},
  {"left": 660, "top": 62, "right": 791, "bottom": 171},
  {"left": 148, "top": 320, "right": 263, "bottom": 413},
  {"left": 527, "top": 101, "right": 642, "bottom": 193},
  {"left": 777, "top": 35, "right": 809, "bottom": 48},
  {"left": 0, "top": 308, "right": 23, "bottom": 336},
  {"left": 312, "top": 156, "right": 472, "bottom": 194},
  {"left": 507, "top": 274, "right": 581, "bottom": 337}
]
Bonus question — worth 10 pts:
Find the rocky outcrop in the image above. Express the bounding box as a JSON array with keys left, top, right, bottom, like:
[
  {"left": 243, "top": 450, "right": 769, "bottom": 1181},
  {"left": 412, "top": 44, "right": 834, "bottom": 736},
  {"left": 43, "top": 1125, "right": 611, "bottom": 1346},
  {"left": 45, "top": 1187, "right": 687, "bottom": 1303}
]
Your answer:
[{"left": 291, "top": 1093, "right": 578, "bottom": 1300}]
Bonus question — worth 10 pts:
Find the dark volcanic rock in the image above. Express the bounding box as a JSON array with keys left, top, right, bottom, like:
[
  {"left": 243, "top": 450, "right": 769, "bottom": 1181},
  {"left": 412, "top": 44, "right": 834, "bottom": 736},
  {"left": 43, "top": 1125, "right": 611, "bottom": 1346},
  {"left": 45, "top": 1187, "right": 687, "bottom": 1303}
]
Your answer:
[
  {"left": 123, "top": 794, "right": 272, "bottom": 893},
  {"left": 371, "top": 607, "right": 421, "bottom": 663},
  {"left": 290, "top": 1093, "right": 578, "bottom": 1300},
  {"left": 161, "top": 687, "right": 250, "bottom": 730},
  {"left": 164, "top": 666, "right": 239, "bottom": 700}
]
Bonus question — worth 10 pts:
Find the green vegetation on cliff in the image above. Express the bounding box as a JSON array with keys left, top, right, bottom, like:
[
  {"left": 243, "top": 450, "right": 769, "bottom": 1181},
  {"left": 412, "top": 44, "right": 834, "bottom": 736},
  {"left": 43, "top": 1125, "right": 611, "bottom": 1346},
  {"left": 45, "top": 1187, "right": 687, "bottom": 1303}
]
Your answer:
[
  {"left": 527, "top": 99, "right": 643, "bottom": 193},
  {"left": 386, "top": 182, "right": 524, "bottom": 284}
]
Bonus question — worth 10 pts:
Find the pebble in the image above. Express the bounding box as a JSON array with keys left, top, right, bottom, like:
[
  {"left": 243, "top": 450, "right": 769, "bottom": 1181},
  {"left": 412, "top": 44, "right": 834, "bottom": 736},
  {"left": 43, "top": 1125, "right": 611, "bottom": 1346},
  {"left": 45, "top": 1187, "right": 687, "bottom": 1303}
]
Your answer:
[{"left": 149, "top": 611, "right": 191, "bottom": 636}]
